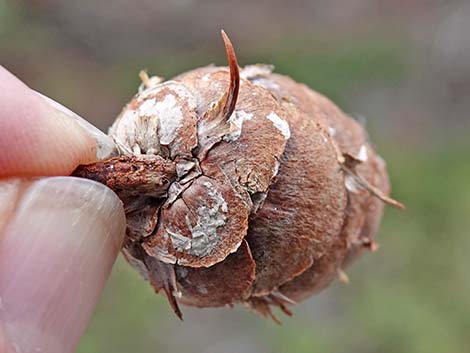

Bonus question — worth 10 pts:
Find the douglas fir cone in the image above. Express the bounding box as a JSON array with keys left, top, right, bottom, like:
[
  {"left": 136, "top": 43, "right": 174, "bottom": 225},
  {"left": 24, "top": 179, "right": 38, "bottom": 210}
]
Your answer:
[{"left": 73, "top": 31, "right": 403, "bottom": 321}]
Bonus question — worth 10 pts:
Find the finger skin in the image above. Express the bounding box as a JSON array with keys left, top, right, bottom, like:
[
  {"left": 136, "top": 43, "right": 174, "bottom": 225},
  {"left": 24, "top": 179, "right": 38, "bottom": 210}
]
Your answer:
[
  {"left": 0, "top": 66, "right": 115, "bottom": 178},
  {"left": 0, "top": 177, "right": 126, "bottom": 353}
]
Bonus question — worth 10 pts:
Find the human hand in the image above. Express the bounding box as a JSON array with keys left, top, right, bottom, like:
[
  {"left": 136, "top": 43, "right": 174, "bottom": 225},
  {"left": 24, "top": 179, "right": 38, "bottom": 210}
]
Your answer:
[{"left": 0, "top": 66, "right": 126, "bottom": 353}]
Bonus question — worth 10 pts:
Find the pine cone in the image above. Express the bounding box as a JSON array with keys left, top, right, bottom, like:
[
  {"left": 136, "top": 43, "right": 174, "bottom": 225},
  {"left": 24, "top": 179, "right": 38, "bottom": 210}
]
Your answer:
[{"left": 73, "top": 31, "right": 402, "bottom": 321}]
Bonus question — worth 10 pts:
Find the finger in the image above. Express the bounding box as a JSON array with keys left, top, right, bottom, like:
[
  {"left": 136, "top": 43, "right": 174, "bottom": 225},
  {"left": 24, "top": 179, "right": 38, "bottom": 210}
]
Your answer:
[
  {"left": 0, "top": 66, "right": 116, "bottom": 178},
  {"left": 0, "top": 177, "right": 126, "bottom": 353}
]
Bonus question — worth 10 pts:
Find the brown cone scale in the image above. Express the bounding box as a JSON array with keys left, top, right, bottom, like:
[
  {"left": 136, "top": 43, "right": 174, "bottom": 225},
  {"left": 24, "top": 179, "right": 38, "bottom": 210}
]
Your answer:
[{"left": 72, "top": 31, "right": 402, "bottom": 321}]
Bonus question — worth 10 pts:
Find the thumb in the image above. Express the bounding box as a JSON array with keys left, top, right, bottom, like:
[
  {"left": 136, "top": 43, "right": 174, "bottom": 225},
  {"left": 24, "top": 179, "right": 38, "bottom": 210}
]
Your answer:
[{"left": 0, "top": 177, "right": 126, "bottom": 353}]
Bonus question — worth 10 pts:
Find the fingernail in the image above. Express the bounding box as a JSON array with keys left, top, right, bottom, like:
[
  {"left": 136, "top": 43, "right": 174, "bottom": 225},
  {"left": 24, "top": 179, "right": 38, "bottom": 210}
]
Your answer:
[
  {"left": 0, "top": 177, "right": 126, "bottom": 353},
  {"left": 36, "top": 92, "right": 118, "bottom": 161},
  {"left": 0, "top": 179, "right": 24, "bottom": 235},
  {"left": 0, "top": 66, "right": 118, "bottom": 177}
]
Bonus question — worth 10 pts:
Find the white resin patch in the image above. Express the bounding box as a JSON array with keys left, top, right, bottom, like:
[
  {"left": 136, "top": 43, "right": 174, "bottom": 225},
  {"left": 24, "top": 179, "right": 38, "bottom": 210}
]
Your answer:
[
  {"left": 155, "top": 94, "right": 183, "bottom": 144},
  {"left": 137, "top": 82, "right": 197, "bottom": 119},
  {"left": 186, "top": 181, "right": 228, "bottom": 256},
  {"left": 110, "top": 81, "right": 197, "bottom": 156},
  {"left": 345, "top": 175, "right": 362, "bottom": 194},
  {"left": 137, "top": 94, "right": 183, "bottom": 145},
  {"left": 272, "top": 158, "right": 280, "bottom": 177},
  {"left": 223, "top": 110, "right": 254, "bottom": 142},
  {"left": 111, "top": 109, "right": 138, "bottom": 154},
  {"left": 266, "top": 112, "right": 291, "bottom": 139},
  {"left": 357, "top": 145, "right": 368, "bottom": 162},
  {"left": 328, "top": 126, "right": 336, "bottom": 137},
  {"left": 167, "top": 181, "right": 228, "bottom": 258},
  {"left": 240, "top": 64, "right": 274, "bottom": 79},
  {"left": 167, "top": 229, "right": 192, "bottom": 252},
  {"left": 138, "top": 98, "right": 157, "bottom": 116},
  {"left": 254, "top": 77, "right": 280, "bottom": 91}
]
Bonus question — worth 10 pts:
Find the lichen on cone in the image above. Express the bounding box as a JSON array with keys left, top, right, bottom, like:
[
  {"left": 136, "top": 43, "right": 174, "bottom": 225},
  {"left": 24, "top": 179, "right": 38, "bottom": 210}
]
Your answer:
[{"left": 73, "top": 31, "right": 403, "bottom": 321}]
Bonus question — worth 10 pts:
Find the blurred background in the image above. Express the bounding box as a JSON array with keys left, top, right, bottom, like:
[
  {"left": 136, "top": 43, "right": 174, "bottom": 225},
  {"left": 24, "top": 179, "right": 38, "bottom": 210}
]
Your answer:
[{"left": 1, "top": 0, "right": 469, "bottom": 352}]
